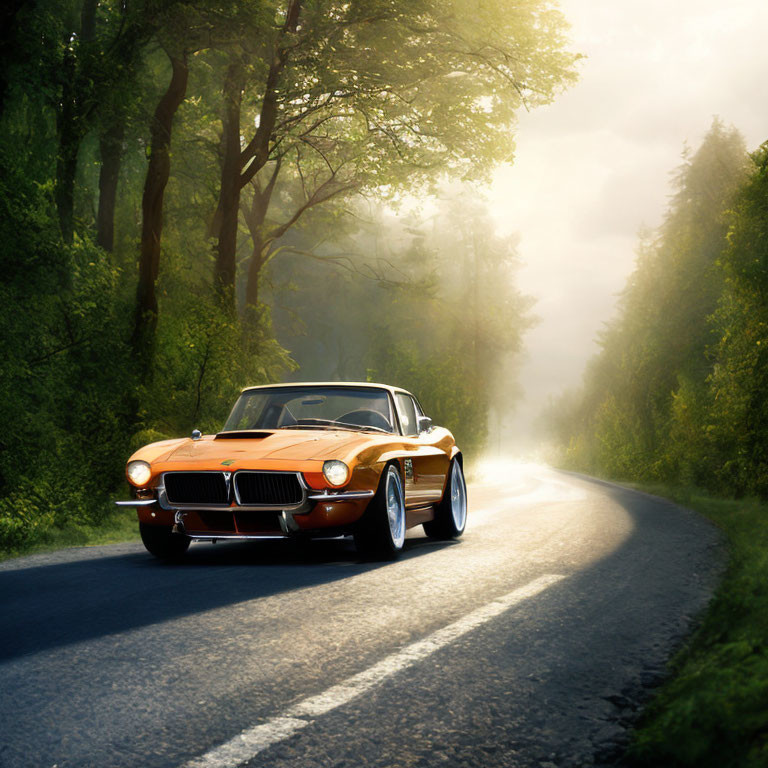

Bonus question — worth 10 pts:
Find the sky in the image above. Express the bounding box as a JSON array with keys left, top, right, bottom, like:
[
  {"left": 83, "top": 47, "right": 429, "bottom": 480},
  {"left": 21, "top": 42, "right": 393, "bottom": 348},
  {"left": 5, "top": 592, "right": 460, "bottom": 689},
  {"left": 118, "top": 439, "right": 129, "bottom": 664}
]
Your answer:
[{"left": 485, "top": 0, "right": 768, "bottom": 450}]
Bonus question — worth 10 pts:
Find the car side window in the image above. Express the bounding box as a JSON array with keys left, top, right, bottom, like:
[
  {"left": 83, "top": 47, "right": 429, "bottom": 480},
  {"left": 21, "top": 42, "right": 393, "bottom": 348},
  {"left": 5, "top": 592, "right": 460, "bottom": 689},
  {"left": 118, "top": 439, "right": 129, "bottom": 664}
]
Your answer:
[{"left": 395, "top": 393, "right": 418, "bottom": 436}]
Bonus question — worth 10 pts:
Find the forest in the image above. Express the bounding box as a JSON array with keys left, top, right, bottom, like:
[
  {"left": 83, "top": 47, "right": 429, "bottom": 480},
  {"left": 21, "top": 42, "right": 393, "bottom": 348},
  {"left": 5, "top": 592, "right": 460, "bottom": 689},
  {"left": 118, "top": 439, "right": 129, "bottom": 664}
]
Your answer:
[
  {"left": 546, "top": 120, "right": 768, "bottom": 500},
  {"left": 0, "top": 0, "right": 579, "bottom": 551}
]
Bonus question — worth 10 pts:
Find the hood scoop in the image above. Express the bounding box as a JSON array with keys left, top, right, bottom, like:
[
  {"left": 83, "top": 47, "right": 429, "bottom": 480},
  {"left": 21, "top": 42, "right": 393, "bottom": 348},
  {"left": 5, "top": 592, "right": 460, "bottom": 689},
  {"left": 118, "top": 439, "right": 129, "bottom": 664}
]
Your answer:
[{"left": 214, "top": 431, "right": 272, "bottom": 440}]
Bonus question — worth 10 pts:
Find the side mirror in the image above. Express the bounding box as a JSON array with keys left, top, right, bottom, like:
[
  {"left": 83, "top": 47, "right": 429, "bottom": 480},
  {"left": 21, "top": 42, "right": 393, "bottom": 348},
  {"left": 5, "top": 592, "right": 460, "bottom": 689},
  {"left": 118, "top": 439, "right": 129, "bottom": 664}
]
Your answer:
[
  {"left": 417, "top": 415, "right": 433, "bottom": 434},
  {"left": 191, "top": 429, "right": 202, "bottom": 441}
]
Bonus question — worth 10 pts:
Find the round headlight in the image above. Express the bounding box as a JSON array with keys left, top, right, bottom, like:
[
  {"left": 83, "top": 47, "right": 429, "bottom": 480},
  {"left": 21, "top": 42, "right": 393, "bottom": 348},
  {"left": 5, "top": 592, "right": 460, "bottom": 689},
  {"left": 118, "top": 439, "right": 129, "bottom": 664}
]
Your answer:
[
  {"left": 322, "top": 460, "right": 349, "bottom": 487},
  {"left": 127, "top": 460, "right": 152, "bottom": 487}
]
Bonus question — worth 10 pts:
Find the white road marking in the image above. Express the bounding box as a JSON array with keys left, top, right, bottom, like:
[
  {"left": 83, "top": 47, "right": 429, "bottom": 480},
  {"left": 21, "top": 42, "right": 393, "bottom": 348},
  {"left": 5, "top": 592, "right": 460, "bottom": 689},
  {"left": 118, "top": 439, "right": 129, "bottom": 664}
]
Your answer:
[{"left": 182, "top": 573, "right": 565, "bottom": 768}]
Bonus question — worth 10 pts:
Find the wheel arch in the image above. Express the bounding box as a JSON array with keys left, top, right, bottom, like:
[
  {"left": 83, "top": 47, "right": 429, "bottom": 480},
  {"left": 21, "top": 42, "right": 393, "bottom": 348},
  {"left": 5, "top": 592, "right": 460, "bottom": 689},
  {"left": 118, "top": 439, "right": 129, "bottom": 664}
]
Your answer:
[
  {"left": 372, "top": 452, "right": 410, "bottom": 484},
  {"left": 439, "top": 450, "right": 463, "bottom": 501}
]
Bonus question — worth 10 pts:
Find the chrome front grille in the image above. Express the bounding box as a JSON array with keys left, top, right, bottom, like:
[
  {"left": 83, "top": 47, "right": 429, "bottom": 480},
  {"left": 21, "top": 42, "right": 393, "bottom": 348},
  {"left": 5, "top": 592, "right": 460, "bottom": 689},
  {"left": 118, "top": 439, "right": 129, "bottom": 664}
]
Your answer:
[
  {"left": 164, "top": 472, "right": 229, "bottom": 505},
  {"left": 162, "top": 471, "right": 305, "bottom": 508},
  {"left": 234, "top": 472, "right": 304, "bottom": 506}
]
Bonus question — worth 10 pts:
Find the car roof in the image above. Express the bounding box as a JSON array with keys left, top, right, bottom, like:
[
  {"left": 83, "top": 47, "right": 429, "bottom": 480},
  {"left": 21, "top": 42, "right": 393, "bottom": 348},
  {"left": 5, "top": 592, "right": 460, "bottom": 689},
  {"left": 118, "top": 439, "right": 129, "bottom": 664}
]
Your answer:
[{"left": 240, "top": 381, "right": 413, "bottom": 397}]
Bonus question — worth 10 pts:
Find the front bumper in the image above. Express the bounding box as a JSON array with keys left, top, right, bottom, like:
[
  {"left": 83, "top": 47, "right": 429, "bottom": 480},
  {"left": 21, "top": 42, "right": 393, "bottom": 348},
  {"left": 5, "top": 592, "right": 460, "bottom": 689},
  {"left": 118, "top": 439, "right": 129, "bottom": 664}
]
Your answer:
[{"left": 115, "top": 483, "right": 374, "bottom": 538}]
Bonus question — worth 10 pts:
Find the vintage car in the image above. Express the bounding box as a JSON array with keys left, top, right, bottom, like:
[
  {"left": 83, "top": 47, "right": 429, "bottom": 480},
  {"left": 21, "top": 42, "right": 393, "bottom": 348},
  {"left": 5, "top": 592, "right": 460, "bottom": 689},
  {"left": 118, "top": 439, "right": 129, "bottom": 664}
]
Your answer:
[{"left": 116, "top": 382, "right": 467, "bottom": 560}]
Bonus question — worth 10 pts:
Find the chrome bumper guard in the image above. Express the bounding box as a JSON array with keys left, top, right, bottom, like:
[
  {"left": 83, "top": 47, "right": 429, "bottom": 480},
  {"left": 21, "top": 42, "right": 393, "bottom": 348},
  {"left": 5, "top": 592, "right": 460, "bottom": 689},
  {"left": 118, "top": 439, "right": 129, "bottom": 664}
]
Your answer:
[
  {"left": 114, "top": 499, "right": 157, "bottom": 507},
  {"left": 184, "top": 533, "right": 289, "bottom": 541},
  {"left": 307, "top": 490, "right": 374, "bottom": 501},
  {"left": 115, "top": 487, "right": 375, "bottom": 508}
]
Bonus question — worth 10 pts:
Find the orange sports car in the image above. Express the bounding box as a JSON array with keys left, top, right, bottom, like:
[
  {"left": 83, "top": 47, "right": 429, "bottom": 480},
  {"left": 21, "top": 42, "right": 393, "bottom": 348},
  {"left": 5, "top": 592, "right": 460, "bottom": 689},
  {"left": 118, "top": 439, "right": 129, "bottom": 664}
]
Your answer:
[{"left": 116, "top": 382, "right": 467, "bottom": 560}]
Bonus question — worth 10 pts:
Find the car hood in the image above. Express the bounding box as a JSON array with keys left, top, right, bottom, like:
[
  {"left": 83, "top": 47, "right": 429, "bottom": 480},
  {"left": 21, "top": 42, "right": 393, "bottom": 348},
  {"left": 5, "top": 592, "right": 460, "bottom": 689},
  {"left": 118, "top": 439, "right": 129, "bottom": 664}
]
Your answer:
[{"left": 141, "top": 429, "right": 379, "bottom": 465}]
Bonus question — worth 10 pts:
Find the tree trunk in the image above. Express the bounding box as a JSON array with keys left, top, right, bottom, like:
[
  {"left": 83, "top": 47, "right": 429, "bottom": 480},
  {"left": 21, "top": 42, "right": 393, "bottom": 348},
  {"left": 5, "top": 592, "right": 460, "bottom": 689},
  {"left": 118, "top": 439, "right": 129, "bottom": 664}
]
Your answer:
[
  {"left": 245, "top": 238, "right": 265, "bottom": 308},
  {"left": 96, "top": 117, "right": 124, "bottom": 251},
  {"left": 54, "top": 0, "right": 98, "bottom": 243},
  {"left": 213, "top": 1, "right": 303, "bottom": 310},
  {"left": 239, "top": 0, "right": 302, "bottom": 185},
  {"left": 0, "top": 0, "right": 29, "bottom": 118},
  {"left": 132, "top": 52, "right": 188, "bottom": 374},
  {"left": 213, "top": 60, "right": 244, "bottom": 310},
  {"left": 55, "top": 50, "right": 79, "bottom": 244},
  {"left": 241, "top": 178, "right": 277, "bottom": 310}
]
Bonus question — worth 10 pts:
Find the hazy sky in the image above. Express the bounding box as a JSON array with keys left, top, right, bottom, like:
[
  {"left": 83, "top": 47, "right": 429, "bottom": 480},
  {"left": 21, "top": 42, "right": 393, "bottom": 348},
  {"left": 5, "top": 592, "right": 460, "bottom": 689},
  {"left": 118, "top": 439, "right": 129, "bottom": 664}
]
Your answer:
[{"left": 487, "top": 0, "right": 768, "bottom": 447}]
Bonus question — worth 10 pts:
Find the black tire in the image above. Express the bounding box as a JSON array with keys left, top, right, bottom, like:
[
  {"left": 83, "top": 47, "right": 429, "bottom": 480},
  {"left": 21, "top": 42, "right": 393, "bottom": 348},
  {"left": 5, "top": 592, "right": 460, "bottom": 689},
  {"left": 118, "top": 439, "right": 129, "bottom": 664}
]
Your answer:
[
  {"left": 423, "top": 458, "right": 467, "bottom": 540},
  {"left": 354, "top": 463, "right": 406, "bottom": 561},
  {"left": 139, "top": 523, "right": 190, "bottom": 561}
]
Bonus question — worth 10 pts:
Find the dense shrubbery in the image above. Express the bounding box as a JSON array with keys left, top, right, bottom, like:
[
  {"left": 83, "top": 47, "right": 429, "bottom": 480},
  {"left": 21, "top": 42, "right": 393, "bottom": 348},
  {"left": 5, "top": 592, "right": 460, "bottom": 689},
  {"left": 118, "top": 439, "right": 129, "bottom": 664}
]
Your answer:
[
  {"left": 0, "top": 150, "right": 292, "bottom": 551},
  {"left": 546, "top": 121, "right": 768, "bottom": 499},
  {"left": 0, "top": 153, "right": 133, "bottom": 548}
]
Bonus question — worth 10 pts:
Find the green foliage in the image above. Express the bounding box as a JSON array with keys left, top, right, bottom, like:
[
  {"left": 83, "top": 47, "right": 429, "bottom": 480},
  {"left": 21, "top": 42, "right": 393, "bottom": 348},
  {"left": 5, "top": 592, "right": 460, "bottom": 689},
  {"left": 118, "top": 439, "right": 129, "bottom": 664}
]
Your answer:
[
  {"left": 168, "top": 0, "right": 580, "bottom": 310},
  {"left": 0, "top": 150, "right": 134, "bottom": 549},
  {"left": 0, "top": 507, "right": 140, "bottom": 563},
  {"left": 286, "top": 0, "right": 579, "bottom": 185},
  {"left": 0, "top": 145, "right": 295, "bottom": 552},
  {"left": 368, "top": 340, "right": 490, "bottom": 457},
  {"left": 138, "top": 284, "right": 295, "bottom": 437},
  {"left": 625, "top": 488, "right": 768, "bottom": 768},
  {"left": 0, "top": 0, "right": 576, "bottom": 552},
  {"left": 545, "top": 120, "right": 766, "bottom": 495},
  {"left": 706, "top": 143, "right": 768, "bottom": 497}
]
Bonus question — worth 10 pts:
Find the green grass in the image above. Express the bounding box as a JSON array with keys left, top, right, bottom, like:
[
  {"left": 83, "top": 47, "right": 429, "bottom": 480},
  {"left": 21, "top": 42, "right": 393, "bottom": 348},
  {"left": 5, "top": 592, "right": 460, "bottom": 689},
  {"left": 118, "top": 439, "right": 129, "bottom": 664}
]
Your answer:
[
  {"left": 0, "top": 507, "right": 140, "bottom": 563},
  {"left": 618, "top": 483, "right": 768, "bottom": 768}
]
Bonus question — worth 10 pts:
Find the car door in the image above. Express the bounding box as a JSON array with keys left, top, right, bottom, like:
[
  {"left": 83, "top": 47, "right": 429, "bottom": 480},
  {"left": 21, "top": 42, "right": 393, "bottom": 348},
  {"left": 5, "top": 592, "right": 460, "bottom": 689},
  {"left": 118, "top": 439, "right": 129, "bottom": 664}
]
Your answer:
[{"left": 394, "top": 393, "right": 447, "bottom": 505}]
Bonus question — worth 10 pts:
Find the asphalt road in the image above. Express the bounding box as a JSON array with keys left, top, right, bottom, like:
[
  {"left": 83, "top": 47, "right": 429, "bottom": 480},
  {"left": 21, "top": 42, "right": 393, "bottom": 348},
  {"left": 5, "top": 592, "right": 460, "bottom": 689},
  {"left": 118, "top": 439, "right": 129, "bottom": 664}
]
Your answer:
[{"left": 0, "top": 464, "right": 722, "bottom": 768}]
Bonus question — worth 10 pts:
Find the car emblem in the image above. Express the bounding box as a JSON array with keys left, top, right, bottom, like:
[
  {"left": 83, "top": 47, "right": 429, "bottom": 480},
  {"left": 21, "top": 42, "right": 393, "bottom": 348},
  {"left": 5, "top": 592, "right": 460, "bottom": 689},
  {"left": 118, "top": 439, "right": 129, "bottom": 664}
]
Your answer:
[
  {"left": 404, "top": 458, "right": 414, "bottom": 481},
  {"left": 221, "top": 459, "right": 236, "bottom": 466}
]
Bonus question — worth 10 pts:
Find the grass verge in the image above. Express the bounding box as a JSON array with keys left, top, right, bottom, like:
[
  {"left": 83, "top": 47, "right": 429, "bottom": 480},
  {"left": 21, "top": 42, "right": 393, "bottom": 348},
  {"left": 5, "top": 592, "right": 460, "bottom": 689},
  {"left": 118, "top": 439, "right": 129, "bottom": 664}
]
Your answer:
[
  {"left": 0, "top": 506, "right": 140, "bottom": 563},
  {"left": 620, "top": 484, "right": 768, "bottom": 768}
]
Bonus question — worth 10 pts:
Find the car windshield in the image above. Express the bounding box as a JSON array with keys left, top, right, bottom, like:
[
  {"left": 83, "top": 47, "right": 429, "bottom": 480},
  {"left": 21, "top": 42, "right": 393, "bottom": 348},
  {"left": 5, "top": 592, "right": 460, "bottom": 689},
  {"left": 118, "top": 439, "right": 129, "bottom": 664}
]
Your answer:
[{"left": 221, "top": 386, "right": 396, "bottom": 434}]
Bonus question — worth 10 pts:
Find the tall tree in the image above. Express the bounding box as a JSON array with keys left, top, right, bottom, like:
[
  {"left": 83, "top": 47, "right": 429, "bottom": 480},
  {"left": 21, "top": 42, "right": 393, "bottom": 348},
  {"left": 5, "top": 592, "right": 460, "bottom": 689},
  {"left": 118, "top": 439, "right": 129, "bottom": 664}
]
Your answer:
[
  {"left": 708, "top": 142, "right": 768, "bottom": 496},
  {"left": 46, "top": 0, "right": 154, "bottom": 242},
  {"left": 96, "top": 113, "right": 126, "bottom": 252},
  {"left": 546, "top": 120, "right": 749, "bottom": 484},
  {"left": 133, "top": 51, "right": 189, "bottom": 372},
  {"left": 54, "top": 0, "right": 98, "bottom": 242},
  {"left": 0, "top": 0, "right": 28, "bottom": 118},
  {"left": 213, "top": 0, "right": 302, "bottom": 307},
  {"left": 211, "top": 0, "right": 579, "bottom": 312},
  {"left": 213, "top": 56, "right": 248, "bottom": 303}
]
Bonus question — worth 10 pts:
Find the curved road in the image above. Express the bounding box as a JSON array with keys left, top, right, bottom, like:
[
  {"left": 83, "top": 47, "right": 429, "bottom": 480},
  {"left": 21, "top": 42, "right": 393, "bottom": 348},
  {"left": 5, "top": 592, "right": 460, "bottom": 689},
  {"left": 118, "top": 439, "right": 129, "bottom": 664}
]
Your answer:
[{"left": 0, "top": 464, "right": 721, "bottom": 768}]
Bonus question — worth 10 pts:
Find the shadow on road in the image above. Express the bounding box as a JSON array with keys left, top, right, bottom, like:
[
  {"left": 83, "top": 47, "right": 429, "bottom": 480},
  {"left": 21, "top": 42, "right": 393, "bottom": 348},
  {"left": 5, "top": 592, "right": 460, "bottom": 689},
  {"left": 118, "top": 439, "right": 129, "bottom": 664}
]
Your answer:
[{"left": 0, "top": 535, "right": 451, "bottom": 662}]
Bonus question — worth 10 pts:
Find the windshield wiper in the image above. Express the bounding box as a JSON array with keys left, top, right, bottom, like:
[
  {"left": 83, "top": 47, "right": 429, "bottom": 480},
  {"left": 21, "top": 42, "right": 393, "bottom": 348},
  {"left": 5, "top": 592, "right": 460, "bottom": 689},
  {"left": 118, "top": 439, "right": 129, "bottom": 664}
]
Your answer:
[
  {"left": 336, "top": 423, "right": 391, "bottom": 434},
  {"left": 276, "top": 419, "right": 390, "bottom": 434}
]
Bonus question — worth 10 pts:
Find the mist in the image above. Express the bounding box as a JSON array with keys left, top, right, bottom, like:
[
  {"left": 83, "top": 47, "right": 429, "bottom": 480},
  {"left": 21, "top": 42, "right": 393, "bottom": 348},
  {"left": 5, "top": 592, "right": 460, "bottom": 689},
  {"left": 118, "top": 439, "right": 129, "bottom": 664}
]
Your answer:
[{"left": 486, "top": 0, "right": 768, "bottom": 453}]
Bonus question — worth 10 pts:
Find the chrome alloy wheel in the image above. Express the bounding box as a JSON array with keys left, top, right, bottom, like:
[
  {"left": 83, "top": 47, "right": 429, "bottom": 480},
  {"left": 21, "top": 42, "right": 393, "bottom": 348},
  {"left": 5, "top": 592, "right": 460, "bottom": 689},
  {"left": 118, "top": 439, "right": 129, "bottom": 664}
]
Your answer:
[
  {"left": 385, "top": 466, "right": 406, "bottom": 549},
  {"left": 449, "top": 461, "right": 467, "bottom": 533}
]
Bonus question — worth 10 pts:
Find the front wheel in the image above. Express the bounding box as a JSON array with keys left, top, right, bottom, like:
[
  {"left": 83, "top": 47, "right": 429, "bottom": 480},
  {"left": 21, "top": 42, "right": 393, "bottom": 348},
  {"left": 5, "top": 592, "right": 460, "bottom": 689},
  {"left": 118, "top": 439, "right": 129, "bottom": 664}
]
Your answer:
[
  {"left": 423, "top": 458, "right": 467, "bottom": 540},
  {"left": 139, "top": 523, "right": 190, "bottom": 561},
  {"left": 354, "top": 464, "right": 406, "bottom": 561}
]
